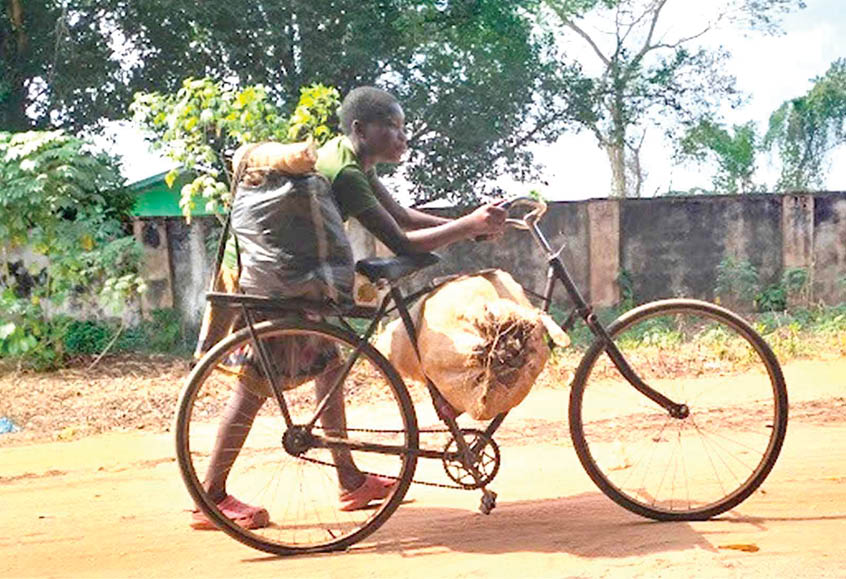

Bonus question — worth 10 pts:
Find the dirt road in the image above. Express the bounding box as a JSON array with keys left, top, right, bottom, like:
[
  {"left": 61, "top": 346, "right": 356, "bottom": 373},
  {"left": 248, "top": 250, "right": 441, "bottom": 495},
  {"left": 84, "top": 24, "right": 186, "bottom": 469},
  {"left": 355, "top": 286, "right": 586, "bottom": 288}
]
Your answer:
[{"left": 2, "top": 358, "right": 845, "bottom": 578}]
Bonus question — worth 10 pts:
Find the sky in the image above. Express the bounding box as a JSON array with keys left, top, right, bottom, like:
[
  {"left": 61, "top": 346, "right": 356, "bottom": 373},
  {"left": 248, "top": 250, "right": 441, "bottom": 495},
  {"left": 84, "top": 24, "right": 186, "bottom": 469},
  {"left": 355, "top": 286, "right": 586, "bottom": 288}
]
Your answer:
[
  {"left": 108, "top": 0, "right": 846, "bottom": 201},
  {"left": 516, "top": 0, "right": 846, "bottom": 200}
]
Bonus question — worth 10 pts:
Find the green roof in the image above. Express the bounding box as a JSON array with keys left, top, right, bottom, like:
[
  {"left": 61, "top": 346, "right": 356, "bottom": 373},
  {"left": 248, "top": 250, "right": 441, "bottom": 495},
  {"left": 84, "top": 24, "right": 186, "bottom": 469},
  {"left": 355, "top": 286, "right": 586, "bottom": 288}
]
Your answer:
[{"left": 128, "top": 170, "right": 219, "bottom": 217}]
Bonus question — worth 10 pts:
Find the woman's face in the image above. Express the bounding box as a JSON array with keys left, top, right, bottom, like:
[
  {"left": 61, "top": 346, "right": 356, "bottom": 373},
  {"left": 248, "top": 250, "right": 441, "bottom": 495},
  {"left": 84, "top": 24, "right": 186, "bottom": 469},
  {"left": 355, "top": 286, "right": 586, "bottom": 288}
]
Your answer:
[{"left": 357, "top": 103, "right": 408, "bottom": 164}]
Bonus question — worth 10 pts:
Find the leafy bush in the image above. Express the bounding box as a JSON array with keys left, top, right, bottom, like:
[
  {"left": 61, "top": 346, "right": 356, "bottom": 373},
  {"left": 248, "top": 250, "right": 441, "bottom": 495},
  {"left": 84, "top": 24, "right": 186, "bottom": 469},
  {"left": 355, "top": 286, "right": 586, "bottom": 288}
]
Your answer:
[
  {"left": 131, "top": 78, "right": 340, "bottom": 220},
  {"left": 63, "top": 320, "right": 114, "bottom": 356},
  {"left": 116, "top": 308, "right": 191, "bottom": 355},
  {"left": 57, "top": 309, "right": 192, "bottom": 359},
  {"left": 754, "top": 267, "right": 809, "bottom": 313},
  {"left": 715, "top": 256, "right": 759, "bottom": 309},
  {"left": 146, "top": 309, "right": 185, "bottom": 353},
  {"left": 617, "top": 268, "right": 635, "bottom": 310},
  {"left": 0, "top": 131, "right": 144, "bottom": 369},
  {"left": 755, "top": 284, "right": 787, "bottom": 312},
  {"left": 0, "top": 292, "right": 70, "bottom": 370},
  {"left": 715, "top": 258, "right": 809, "bottom": 313}
]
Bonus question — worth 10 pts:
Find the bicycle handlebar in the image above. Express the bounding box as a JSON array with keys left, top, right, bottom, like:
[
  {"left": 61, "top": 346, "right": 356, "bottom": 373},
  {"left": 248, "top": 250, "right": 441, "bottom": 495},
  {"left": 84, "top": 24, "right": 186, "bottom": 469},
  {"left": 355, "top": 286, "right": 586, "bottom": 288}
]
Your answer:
[{"left": 500, "top": 196, "right": 548, "bottom": 230}]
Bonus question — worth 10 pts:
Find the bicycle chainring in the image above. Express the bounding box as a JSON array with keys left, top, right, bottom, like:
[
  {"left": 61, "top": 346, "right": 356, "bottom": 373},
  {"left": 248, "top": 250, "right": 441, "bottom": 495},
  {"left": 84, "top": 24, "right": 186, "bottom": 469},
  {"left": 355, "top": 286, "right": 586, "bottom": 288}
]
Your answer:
[{"left": 442, "top": 429, "right": 501, "bottom": 489}]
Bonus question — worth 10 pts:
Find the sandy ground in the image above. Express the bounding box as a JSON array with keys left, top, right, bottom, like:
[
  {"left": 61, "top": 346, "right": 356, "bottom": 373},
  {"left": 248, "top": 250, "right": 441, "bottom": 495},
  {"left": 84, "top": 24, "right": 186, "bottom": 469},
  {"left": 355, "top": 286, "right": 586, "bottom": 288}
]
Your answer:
[{"left": 1, "top": 357, "right": 846, "bottom": 578}]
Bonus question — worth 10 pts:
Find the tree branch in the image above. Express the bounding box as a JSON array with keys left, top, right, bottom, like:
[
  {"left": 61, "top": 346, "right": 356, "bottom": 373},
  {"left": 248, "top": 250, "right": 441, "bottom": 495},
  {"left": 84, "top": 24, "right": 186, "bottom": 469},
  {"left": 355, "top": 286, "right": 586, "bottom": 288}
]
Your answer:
[
  {"left": 618, "top": 0, "right": 657, "bottom": 47},
  {"left": 648, "top": 24, "right": 714, "bottom": 53},
  {"left": 562, "top": 18, "right": 610, "bottom": 67},
  {"left": 638, "top": 0, "right": 668, "bottom": 60}
]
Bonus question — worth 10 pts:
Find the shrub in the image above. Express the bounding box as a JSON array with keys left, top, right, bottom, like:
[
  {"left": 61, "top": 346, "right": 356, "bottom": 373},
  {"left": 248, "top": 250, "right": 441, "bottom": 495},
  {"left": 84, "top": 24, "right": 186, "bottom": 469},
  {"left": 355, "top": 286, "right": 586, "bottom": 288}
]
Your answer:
[{"left": 63, "top": 320, "right": 113, "bottom": 356}]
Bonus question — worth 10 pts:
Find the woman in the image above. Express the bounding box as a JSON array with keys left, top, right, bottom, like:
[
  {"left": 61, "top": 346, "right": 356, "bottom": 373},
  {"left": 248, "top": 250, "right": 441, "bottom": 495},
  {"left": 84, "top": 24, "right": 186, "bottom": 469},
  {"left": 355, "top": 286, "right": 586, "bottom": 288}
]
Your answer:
[{"left": 192, "top": 86, "right": 506, "bottom": 530}]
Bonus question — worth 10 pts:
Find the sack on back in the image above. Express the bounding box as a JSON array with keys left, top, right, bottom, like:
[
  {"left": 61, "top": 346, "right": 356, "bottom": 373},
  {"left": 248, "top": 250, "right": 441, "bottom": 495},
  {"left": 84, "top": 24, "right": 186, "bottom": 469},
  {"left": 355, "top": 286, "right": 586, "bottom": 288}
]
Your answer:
[{"left": 232, "top": 172, "right": 354, "bottom": 304}]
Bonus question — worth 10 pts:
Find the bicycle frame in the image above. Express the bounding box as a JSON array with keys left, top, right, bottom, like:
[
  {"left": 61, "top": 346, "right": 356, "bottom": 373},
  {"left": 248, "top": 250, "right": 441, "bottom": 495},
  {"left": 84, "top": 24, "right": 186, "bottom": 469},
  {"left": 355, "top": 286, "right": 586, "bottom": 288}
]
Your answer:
[
  {"left": 526, "top": 205, "right": 689, "bottom": 420},
  {"left": 230, "top": 196, "right": 689, "bottom": 463}
]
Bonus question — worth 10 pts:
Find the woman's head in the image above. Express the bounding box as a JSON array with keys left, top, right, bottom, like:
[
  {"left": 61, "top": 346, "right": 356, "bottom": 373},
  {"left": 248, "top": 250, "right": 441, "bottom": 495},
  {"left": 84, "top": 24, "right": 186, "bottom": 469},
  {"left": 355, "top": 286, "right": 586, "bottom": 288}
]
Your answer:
[{"left": 339, "top": 86, "right": 407, "bottom": 164}]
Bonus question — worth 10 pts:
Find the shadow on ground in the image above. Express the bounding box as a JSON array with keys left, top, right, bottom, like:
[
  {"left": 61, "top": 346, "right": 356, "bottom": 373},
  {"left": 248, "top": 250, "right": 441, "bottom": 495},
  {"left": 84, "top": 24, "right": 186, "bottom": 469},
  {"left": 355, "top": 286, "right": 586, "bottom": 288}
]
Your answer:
[{"left": 242, "top": 491, "right": 715, "bottom": 563}]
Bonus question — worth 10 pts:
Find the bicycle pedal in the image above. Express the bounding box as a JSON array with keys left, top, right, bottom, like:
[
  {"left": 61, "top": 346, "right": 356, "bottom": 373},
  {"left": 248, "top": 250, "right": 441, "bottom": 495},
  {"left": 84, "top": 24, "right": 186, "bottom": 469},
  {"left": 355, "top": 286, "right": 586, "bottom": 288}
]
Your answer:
[{"left": 479, "top": 489, "right": 497, "bottom": 515}]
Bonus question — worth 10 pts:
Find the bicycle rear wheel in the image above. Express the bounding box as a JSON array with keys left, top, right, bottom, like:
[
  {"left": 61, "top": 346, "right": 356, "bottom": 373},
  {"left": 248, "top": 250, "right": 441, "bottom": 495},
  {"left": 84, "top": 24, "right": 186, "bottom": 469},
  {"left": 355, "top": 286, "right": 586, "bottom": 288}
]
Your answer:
[
  {"left": 569, "top": 299, "right": 788, "bottom": 520},
  {"left": 176, "top": 318, "right": 418, "bottom": 555}
]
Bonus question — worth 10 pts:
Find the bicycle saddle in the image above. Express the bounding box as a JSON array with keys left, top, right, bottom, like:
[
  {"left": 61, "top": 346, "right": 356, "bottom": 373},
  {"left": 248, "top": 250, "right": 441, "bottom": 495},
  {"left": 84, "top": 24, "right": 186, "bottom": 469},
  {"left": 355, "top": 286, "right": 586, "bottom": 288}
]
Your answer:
[{"left": 355, "top": 252, "right": 441, "bottom": 282}]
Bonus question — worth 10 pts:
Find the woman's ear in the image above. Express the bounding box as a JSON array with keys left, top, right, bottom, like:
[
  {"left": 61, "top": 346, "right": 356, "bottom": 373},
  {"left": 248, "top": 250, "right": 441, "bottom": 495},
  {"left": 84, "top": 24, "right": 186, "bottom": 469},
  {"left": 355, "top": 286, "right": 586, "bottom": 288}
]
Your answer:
[{"left": 350, "top": 119, "right": 366, "bottom": 139}]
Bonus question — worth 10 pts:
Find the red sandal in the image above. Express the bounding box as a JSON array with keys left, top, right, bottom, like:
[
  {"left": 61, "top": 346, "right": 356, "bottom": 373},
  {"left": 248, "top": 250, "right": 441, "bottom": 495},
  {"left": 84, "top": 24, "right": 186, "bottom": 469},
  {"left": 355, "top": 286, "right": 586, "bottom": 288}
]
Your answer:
[
  {"left": 191, "top": 495, "right": 270, "bottom": 530},
  {"left": 339, "top": 475, "right": 396, "bottom": 511}
]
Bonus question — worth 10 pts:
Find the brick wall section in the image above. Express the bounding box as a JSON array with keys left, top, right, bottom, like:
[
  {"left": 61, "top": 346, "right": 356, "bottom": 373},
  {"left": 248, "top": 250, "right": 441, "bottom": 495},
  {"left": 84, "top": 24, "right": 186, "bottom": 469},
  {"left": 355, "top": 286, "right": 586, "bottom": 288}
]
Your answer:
[
  {"left": 128, "top": 192, "right": 846, "bottom": 326},
  {"left": 813, "top": 194, "right": 846, "bottom": 303}
]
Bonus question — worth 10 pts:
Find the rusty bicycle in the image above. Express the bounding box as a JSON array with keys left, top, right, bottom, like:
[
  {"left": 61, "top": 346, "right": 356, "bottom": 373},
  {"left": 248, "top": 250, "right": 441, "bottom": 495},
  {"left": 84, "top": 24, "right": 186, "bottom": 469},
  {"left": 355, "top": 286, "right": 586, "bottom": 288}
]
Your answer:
[{"left": 176, "top": 197, "right": 788, "bottom": 555}]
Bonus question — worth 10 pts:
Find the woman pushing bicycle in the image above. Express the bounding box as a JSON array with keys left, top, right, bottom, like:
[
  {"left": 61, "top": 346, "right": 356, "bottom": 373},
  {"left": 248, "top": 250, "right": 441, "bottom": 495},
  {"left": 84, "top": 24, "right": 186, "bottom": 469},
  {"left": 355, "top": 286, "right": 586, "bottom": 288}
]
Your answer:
[{"left": 190, "top": 86, "right": 507, "bottom": 530}]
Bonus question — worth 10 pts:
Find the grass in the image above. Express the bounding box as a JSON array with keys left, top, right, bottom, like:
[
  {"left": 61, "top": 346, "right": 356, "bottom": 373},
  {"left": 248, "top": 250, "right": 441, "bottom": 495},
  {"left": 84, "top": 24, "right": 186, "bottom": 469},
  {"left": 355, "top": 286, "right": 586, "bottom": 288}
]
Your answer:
[{"left": 544, "top": 302, "right": 846, "bottom": 374}]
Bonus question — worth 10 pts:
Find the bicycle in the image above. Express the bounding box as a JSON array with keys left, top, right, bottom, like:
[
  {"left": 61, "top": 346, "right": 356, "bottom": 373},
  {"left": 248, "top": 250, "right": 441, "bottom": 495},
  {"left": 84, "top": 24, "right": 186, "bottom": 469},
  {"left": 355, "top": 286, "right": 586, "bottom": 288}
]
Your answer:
[{"left": 175, "top": 197, "right": 788, "bottom": 555}]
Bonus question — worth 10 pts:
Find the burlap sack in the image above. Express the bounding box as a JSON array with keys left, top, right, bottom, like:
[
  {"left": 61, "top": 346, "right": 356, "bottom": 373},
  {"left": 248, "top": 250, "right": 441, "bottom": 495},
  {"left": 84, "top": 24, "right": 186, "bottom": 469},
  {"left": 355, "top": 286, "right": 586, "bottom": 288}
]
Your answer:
[
  {"left": 376, "top": 270, "right": 564, "bottom": 420},
  {"left": 232, "top": 138, "right": 317, "bottom": 176}
]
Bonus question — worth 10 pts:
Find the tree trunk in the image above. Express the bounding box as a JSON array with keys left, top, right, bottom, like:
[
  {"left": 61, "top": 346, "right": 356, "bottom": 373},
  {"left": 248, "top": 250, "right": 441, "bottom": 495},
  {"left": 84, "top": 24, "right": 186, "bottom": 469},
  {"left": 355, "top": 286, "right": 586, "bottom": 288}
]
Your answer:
[
  {"left": 2, "top": 0, "right": 32, "bottom": 131},
  {"left": 626, "top": 145, "right": 644, "bottom": 198},
  {"left": 0, "top": 82, "right": 32, "bottom": 132},
  {"left": 606, "top": 142, "right": 627, "bottom": 198}
]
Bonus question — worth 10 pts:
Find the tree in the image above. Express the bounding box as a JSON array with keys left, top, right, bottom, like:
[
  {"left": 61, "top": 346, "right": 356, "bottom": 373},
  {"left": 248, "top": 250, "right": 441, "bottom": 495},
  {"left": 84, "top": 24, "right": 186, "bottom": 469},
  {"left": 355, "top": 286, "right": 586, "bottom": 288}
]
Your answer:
[
  {"left": 765, "top": 58, "right": 846, "bottom": 191},
  {"left": 677, "top": 119, "right": 760, "bottom": 194},
  {"left": 389, "top": 0, "right": 594, "bottom": 204},
  {"left": 131, "top": 79, "right": 340, "bottom": 219},
  {"left": 2, "top": 0, "right": 586, "bottom": 204},
  {"left": 542, "top": 0, "right": 805, "bottom": 197},
  {"left": 0, "top": 131, "right": 143, "bottom": 368}
]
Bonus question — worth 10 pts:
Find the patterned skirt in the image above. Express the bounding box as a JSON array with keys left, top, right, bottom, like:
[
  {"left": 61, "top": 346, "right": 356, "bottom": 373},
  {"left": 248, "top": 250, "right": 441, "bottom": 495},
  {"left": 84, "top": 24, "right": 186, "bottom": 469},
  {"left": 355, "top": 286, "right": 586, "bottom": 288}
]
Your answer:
[{"left": 193, "top": 264, "right": 340, "bottom": 398}]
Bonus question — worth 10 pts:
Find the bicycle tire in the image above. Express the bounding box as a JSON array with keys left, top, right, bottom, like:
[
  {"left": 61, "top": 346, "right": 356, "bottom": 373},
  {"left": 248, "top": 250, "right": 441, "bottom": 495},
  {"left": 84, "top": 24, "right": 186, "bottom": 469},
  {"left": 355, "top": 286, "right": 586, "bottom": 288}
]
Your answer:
[
  {"left": 569, "top": 299, "right": 788, "bottom": 520},
  {"left": 175, "top": 318, "right": 419, "bottom": 554}
]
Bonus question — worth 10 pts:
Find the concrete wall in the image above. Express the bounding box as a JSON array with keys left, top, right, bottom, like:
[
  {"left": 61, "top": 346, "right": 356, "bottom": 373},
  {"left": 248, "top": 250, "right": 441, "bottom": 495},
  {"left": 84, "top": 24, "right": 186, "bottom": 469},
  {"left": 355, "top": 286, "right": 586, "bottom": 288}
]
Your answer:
[
  {"left": 813, "top": 195, "right": 846, "bottom": 303},
  {"left": 620, "top": 195, "right": 783, "bottom": 303},
  {"left": 134, "top": 192, "right": 846, "bottom": 327},
  {"left": 165, "top": 218, "right": 215, "bottom": 330}
]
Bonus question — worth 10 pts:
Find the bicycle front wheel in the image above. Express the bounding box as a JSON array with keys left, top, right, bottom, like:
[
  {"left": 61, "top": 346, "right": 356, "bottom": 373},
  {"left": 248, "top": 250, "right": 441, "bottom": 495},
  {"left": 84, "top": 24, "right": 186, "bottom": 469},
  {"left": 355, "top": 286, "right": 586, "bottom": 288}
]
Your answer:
[
  {"left": 569, "top": 299, "right": 788, "bottom": 520},
  {"left": 176, "top": 318, "right": 418, "bottom": 555}
]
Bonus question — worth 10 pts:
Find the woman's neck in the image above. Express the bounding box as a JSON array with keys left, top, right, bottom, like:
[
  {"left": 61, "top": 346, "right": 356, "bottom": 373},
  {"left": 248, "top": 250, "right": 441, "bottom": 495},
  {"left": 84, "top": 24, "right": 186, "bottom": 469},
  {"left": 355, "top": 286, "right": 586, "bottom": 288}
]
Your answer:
[{"left": 350, "top": 138, "right": 376, "bottom": 171}]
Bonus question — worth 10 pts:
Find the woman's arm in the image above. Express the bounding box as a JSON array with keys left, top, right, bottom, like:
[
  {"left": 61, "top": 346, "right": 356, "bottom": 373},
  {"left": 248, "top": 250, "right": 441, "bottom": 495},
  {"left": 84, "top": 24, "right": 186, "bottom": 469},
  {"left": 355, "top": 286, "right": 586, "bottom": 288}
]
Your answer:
[
  {"left": 369, "top": 176, "right": 450, "bottom": 230},
  {"left": 355, "top": 202, "right": 505, "bottom": 255}
]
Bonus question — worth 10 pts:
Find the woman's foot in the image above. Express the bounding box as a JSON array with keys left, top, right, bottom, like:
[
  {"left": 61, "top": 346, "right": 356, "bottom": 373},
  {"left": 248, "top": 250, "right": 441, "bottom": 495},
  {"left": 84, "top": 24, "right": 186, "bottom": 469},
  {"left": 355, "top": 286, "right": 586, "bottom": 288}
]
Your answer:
[
  {"left": 339, "top": 475, "right": 396, "bottom": 511},
  {"left": 191, "top": 495, "right": 270, "bottom": 530}
]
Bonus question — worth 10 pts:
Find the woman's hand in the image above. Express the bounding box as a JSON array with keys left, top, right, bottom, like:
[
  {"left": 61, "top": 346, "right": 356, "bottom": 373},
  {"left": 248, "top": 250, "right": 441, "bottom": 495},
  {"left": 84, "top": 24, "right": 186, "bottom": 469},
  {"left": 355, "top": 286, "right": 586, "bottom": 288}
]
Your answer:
[
  {"left": 357, "top": 199, "right": 508, "bottom": 254},
  {"left": 465, "top": 203, "right": 507, "bottom": 238}
]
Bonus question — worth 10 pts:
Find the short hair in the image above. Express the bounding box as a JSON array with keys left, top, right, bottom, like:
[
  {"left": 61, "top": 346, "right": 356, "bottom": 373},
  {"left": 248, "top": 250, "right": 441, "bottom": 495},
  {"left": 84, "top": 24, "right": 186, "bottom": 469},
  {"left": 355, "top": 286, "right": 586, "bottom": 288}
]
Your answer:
[{"left": 338, "top": 87, "right": 399, "bottom": 135}]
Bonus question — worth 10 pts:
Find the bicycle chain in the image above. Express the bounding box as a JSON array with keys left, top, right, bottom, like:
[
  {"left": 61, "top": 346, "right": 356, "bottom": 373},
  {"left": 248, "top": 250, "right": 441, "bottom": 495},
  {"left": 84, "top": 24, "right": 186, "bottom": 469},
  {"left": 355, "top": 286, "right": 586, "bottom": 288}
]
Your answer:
[{"left": 302, "top": 426, "right": 473, "bottom": 490}]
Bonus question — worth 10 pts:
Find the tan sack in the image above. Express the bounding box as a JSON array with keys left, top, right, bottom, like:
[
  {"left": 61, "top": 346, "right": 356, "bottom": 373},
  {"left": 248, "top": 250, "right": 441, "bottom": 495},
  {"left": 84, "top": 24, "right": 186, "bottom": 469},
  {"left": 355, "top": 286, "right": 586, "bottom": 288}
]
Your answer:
[
  {"left": 376, "top": 270, "right": 562, "bottom": 420},
  {"left": 232, "top": 138, "right": 317, "bottom": 176}
]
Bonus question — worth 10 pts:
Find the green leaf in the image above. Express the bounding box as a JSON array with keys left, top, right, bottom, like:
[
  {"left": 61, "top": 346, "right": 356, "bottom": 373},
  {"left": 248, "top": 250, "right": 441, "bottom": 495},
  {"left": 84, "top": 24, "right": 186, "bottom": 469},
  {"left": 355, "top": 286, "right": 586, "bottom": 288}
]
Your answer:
[
  {"left": 0, "top": 322, "right": 16, "bottom": 340},
  {"left": 164, "top": 169, "right": 179, "bottom": 189}
]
